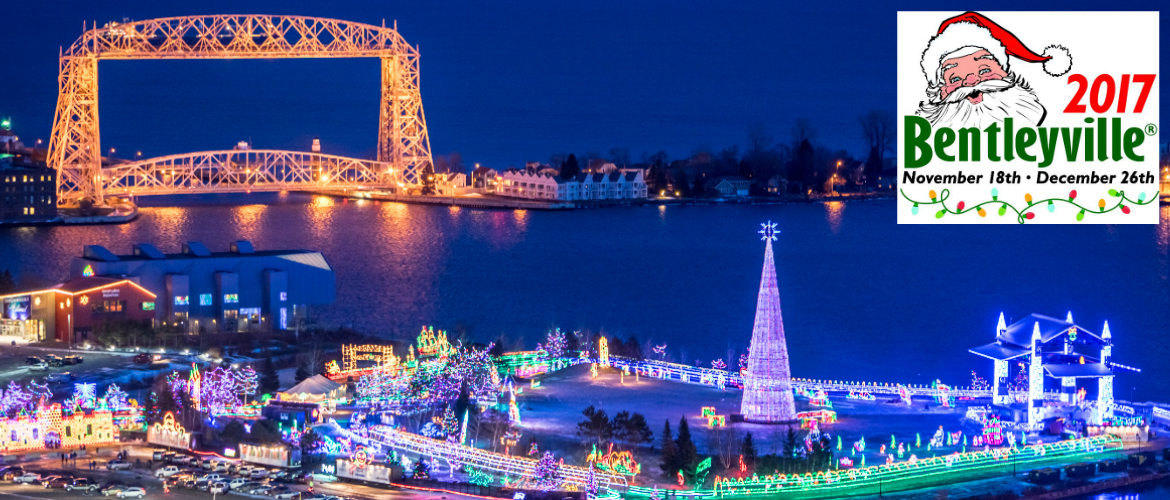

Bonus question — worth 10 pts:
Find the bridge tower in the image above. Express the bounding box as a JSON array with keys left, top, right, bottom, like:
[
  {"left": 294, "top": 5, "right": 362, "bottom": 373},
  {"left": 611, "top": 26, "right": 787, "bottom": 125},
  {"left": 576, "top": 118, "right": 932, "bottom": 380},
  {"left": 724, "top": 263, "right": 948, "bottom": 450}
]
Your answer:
[{"left": 48, "top": 16, "right": 432, "bottom": 204}]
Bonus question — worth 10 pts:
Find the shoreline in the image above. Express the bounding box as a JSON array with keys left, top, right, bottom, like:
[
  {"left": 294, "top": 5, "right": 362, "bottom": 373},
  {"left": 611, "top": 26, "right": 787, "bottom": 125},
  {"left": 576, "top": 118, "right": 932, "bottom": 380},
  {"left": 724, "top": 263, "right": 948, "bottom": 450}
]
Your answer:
[{"left": 304, "top": 189, "right": 898, "bottom": 211}]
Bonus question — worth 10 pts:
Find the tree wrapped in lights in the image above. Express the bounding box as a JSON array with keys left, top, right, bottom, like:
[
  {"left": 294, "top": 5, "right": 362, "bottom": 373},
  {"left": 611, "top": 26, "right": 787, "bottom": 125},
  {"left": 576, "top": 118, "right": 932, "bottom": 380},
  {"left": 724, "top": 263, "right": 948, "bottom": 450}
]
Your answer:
[
  {"left": 533, "top": 451, "right": 561, "bottom": 492},
  {"left": 0, "top": 381, "right": 35, "bottom": 417},
  {"left": 585, "top": 463, "right": 599, "bottom": 497},
  {"left": 539, "top": 328, "right": 568, "bottom": 359},
  {"left": 233, "top": 365, "right": 259, "bottom": 402},
  {"left": 402, "top": 342, "right": 499, "bottom": 410},
  {"left": 711, "top": 359, "right": 727, "bottom": 370},
  {"left": 200, "top": 367, "right": 241, "bottom": 414},
  {"left": 103, "top": 384, "right": 130, "bottom": 411}
]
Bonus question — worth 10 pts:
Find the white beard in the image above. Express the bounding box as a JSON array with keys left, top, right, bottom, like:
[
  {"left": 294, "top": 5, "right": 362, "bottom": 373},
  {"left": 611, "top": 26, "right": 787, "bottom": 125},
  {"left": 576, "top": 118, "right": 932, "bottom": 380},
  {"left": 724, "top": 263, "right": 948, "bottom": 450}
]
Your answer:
[{"left": 917, "top": 76, "right": 1047, "bottom": 129}]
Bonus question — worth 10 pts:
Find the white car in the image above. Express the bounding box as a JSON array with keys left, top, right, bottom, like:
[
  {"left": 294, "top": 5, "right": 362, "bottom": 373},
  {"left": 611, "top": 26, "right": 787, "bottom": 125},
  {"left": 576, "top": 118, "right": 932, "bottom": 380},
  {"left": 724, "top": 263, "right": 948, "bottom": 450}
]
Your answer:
[
  {"left": 212, "top": 463, "right": 227, "bottom": 473},
  {"left": 198, "top": 473, "right": 223, "bottom": 483},
  {"left": 29, "top": 362, "right": 48, "bottom": 372},
  {"left": 117, "top": 487, "right": 146, "bottom": 498},
  {"left": 107, "top": 461, "right": 132, "bottom": 471},
  {"left": 154, "top": 466, "right": 180, "bottom": 478},
  {"left": 209, "top": 483, "right": 228, "bottom": 494},
  {"left": 249, "top": 469, "right": 268, "bottom": 479},
  {"left": 13, "top": 473, "right": 41, "bottom": 484},
  {"left": 227, "top": 478, "right": 250, "bottom": 490},
  {"left": 274, "top": 491, "right": 301, "bottom": 500}
]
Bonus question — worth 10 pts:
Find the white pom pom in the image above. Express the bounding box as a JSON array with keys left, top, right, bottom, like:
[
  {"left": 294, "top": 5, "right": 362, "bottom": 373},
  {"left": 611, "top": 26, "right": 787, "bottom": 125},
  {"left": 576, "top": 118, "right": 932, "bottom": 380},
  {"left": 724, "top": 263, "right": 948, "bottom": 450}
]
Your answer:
[{"left": 1042, "top": 45, "right": 1072, "bottom": 77}]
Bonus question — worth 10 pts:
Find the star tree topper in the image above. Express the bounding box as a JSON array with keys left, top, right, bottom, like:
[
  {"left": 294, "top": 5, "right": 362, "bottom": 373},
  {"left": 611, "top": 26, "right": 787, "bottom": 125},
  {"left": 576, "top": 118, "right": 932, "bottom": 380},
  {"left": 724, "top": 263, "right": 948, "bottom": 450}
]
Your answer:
[{"left": 759, "top": 221, "right": 779, "bottom": 241}]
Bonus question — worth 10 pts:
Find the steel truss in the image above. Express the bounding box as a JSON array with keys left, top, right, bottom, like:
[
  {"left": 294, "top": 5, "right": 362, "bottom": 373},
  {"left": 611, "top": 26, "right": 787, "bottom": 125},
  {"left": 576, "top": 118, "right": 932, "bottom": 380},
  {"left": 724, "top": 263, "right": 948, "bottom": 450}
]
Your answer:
[
  {"left": 49, "top": 15, "right": 432, "bottom": 203},
  {"left": 99, "top": 149, "right": 402, "bottom": 197}
]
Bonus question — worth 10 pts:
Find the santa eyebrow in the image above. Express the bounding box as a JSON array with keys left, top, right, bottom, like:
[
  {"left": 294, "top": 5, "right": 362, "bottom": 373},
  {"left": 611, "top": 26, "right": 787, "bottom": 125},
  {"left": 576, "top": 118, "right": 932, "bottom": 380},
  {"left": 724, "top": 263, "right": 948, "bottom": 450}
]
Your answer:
[
  {"left": 942, "top": 62, "right": 959, "bottom": 71},
  {"left": 976, "top": 54, "right": 995, "bottom": 61}
]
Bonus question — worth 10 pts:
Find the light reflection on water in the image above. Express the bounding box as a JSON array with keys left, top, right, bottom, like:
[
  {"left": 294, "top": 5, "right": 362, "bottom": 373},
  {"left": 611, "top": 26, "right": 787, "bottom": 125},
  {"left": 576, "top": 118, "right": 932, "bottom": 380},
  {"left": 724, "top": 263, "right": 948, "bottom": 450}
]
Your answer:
[{"left": 0, "top": 194, "right": 1167, "bottom": 402}]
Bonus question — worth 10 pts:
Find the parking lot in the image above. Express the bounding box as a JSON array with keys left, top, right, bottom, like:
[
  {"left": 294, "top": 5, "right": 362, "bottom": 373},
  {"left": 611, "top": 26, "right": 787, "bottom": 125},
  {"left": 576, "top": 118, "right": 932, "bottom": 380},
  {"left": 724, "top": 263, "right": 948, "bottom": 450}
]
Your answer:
[
  {"left": 0, "top": 346, "right": 137, "bottom": 386},
  {"left": 0, "top": 452, "right": 448, "bottom": 500}
]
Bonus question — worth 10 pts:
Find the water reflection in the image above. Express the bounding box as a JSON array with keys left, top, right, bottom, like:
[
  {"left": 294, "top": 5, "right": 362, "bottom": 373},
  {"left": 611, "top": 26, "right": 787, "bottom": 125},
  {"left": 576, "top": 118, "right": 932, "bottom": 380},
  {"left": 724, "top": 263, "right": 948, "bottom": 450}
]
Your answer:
[{"left": 824, "top": 201, "right": 845, "bottom": 234}]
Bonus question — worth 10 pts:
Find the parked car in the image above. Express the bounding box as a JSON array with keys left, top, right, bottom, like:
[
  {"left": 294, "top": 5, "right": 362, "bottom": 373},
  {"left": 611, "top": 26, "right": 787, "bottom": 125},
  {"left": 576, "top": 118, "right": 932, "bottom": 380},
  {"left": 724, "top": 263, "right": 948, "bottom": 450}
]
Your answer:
[
  {"left": 234, "top": 465, "right": 252, "bottom": 476},
  {"left": 180, "top": 480, "right": 197, "bottom": 490},
  {"left": 133, "top": 353, "right": 152, "bottom": 365},
  {"left": 154, "top": 466, "right": 180, "bottom": 478},
  {"left": 117, "top": 486, "right": 146, "bottom": 498},
  {"left": 198, "top": 473, "right": 223, "bottom": 483},
  {"left": 45, "top": 372, "right": 73, "bottom": 383},
  {"left": 47, "top": 355, "right": 65, "bottom": 367},
  {"left": 13, "top": 473, "right": 41, "bottom": 484},
  {"left": 212, "top": 462, "right": 228, "bottom": 473},
  {"left": 25, "top": 356, "right": 44, "bottom": 365},
  {"left": 67, "top": 478, "right": 99, "bottom": 492},
  {"left": 106, "top": 460, "right": 132, "bottom": 471},
  {"left": 29, "top": 362, "right": 49, "bottom": 372},
  {"left": 250, "top": 469, "right": 269, "bottom": 479},
  {"left": 273, "top": 491, "right": 300, "bottom": 500},
  {"left": 151, "top": 450, "right": 166, "bottom": 461},
  {"left": 170, "top": 455, "right": 192, "bottom": 466},
  {"left": 199, "top": 458, "right": 213, "bottom": 470},
  {"left": 101, "top": 484, "right": 129, "bottom": 496},
  {"left": 267, "top": 485, "right": 291, "bottom": 496},
  {"left": 63, "top": 355, "right": 83, "bottom": 365},
  {"left": 0, "top": 466, "right": 24, "bottom": 480},
  {"left": 44, "top": 476, "right": 74, "bottom": 488},
  {"left": 292, "top": 472, "right": 313, "bottom": 484},
  {"left": 249, "top": 485, "right": 275, "bottom": 495}
]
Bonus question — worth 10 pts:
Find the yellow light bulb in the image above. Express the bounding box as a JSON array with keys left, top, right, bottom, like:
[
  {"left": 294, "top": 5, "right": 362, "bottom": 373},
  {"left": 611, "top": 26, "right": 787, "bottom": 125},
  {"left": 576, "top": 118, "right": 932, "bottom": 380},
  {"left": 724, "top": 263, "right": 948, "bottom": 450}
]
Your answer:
[{"left": 1024, "top": 193, "right": 1033, "bottom": 203}]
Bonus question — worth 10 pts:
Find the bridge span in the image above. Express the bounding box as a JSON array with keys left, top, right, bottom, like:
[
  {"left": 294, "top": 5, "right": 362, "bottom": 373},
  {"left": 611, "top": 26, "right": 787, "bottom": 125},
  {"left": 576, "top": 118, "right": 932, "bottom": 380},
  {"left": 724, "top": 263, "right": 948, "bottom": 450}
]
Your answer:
[{"left": 101, "top": 149, "right": 403, "bottom": 197}]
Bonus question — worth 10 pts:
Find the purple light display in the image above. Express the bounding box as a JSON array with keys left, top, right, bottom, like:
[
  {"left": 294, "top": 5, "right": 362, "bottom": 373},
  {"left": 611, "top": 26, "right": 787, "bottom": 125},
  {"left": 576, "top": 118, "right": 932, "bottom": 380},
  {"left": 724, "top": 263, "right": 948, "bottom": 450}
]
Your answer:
[{"left": 741, "top": 222, "right": 797, "bottom": 423}]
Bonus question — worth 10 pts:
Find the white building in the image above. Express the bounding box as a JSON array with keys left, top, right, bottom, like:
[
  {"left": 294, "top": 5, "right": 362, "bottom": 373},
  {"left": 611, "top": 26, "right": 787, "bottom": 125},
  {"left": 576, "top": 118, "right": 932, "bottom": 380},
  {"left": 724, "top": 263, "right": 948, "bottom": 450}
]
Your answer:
[
  {"left": 497, "top": 169, "right": 647, "bottom": 201},
  {"left": 497, "top": 170, "right": 560, "bottom": 200}
]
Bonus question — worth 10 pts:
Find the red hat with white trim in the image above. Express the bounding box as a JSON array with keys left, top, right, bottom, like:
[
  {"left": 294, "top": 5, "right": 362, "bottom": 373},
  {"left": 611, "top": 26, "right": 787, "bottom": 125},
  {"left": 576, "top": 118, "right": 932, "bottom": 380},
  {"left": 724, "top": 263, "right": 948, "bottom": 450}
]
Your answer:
[{"left": 920, "top": 12, "right": 1072, "bottom": 86}]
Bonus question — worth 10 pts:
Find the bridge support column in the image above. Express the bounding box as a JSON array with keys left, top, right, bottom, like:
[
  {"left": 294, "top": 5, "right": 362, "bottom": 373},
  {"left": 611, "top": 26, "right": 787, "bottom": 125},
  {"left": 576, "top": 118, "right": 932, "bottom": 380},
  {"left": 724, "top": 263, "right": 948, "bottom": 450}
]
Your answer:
[{"left": 49, "top": 55, "right": 103, "bottom": 204}]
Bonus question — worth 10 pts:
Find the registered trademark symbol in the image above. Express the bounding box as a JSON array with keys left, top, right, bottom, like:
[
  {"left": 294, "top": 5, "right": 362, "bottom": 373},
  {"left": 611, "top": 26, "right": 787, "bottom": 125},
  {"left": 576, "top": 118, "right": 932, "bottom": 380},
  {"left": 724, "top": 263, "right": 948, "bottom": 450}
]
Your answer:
[{"left": 1146, "top": 123, "right": 1158, "bottom": 136}]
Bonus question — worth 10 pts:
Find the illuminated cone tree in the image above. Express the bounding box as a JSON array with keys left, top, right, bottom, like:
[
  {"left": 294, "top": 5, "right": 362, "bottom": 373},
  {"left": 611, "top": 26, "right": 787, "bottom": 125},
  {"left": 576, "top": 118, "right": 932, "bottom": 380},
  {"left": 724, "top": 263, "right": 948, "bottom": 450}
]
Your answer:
[{"left": 741, "top": 221, "right": 797, "bottom": 423}]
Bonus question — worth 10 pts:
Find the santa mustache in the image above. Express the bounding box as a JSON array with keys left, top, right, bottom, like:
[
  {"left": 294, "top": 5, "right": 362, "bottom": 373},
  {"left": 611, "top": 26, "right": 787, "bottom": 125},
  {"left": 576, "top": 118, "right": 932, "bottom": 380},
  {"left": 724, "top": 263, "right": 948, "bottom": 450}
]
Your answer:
[{"left": 942, "top": 77, "right": 1015, "bottom": 104}]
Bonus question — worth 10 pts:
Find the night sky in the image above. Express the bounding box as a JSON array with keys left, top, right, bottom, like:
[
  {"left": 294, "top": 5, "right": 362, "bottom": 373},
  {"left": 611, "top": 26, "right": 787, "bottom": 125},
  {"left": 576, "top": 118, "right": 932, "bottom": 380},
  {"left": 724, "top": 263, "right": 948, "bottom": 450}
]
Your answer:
[{"left": 0, "top": 1, "right": 1166, "bottom": 168}]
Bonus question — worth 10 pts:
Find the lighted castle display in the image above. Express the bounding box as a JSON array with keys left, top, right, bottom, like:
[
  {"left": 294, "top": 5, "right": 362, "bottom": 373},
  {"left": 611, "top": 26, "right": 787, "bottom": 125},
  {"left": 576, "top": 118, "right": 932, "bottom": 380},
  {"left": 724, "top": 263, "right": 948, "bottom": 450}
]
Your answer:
[
  {"left": 740, "top": 221, "right": 797, "bottom": 423},
  {"left": 969, "top": 312, "right": 1130, "bottom": 427}
]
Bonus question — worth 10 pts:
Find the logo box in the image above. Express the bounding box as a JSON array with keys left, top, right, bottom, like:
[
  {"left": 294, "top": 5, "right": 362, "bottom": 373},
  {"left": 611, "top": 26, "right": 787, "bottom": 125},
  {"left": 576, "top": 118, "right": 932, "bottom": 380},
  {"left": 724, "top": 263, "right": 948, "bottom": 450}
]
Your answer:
[{"left": 897, "top": 12, "right": 1160, "bottom": 224}]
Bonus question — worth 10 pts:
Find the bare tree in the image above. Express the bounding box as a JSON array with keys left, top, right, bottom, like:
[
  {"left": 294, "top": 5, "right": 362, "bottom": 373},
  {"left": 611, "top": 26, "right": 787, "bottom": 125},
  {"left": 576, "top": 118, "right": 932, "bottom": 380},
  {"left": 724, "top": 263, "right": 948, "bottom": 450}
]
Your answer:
[
  {"left": 705, "top": 426, "right": 742, "bottom": 470},
  {"left": 859, "top": 110, "right": 896, "bottom": 162},
  {"left": 608, "top": 147, "right": 631, "bottom": 167},
  {"left": 747, "top": 122, "right": 773, "bottom": 158},
  {"left": 790, "top": 118, "right": 818, "bottom": 150}
]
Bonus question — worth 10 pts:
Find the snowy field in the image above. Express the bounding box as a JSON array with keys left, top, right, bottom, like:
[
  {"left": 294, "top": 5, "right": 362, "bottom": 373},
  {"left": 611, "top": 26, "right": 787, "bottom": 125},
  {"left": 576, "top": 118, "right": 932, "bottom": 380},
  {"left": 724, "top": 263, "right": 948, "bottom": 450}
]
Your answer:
[{"left": 516, "top": 363, "right": 976, "bottom": 467}]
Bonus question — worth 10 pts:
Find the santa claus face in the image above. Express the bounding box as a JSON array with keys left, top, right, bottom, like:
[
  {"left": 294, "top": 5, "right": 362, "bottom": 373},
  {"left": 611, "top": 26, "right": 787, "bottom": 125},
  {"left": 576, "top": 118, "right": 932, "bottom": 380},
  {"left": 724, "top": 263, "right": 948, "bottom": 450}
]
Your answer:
[{"left": 939, "top": 49, "right": 1007, "bottom": 104}]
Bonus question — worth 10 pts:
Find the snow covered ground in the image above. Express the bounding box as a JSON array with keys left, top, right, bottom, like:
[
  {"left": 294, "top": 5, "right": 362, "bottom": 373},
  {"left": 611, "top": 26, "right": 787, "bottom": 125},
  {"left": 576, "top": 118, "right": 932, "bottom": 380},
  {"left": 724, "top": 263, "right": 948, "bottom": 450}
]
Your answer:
[{"left": 516, "top": 363, "right": 977, "bottom": 468}]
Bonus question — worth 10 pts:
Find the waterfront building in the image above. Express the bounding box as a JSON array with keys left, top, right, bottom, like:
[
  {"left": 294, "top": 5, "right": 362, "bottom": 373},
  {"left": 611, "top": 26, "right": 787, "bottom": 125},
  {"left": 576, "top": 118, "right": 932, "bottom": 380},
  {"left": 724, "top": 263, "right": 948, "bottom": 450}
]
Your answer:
[
  {"left": 705, "top": 175, "right": 753, "bottom": 197},
  {"left": 68, "top": 241, "right": 335, "bottom": 335},
  {"left": 0, "top": 160, "right": 57, "bottom": 223},
  {"left": 969, "top": 312, "right": 1121, "bottom": 427},
  {"left": 471, "top": 166, "right": 498, "bottom": 189},
  {"left": 0, "top": 276, "right": 157, "bottom": 344},
  {"left": 497, "top": 170, "right": 560, "bottom": 200},
  {"left": 741, "top": 222, "right": 797, "bottom": 423}
]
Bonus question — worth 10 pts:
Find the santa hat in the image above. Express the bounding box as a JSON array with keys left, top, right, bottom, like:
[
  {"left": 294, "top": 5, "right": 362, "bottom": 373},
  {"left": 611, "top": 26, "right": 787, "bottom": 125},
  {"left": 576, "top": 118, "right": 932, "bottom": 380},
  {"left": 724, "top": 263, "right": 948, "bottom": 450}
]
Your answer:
[{"left": 920, "top": 12, "right": 1072, "bottom": 85}]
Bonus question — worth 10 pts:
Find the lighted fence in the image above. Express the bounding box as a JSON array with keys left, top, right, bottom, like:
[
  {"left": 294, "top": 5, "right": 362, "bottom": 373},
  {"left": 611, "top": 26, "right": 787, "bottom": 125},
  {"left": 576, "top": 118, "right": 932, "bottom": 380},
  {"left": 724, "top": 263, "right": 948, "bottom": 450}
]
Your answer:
[
  {"left": 703, "top": 435, "right": 1120, "bottom": 498},
  {"left": 367, "top": 425, "right": 628, "bottom": 490},
  {"left": 606, "top": 358, "right": 1056, "bottom": 401}
]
